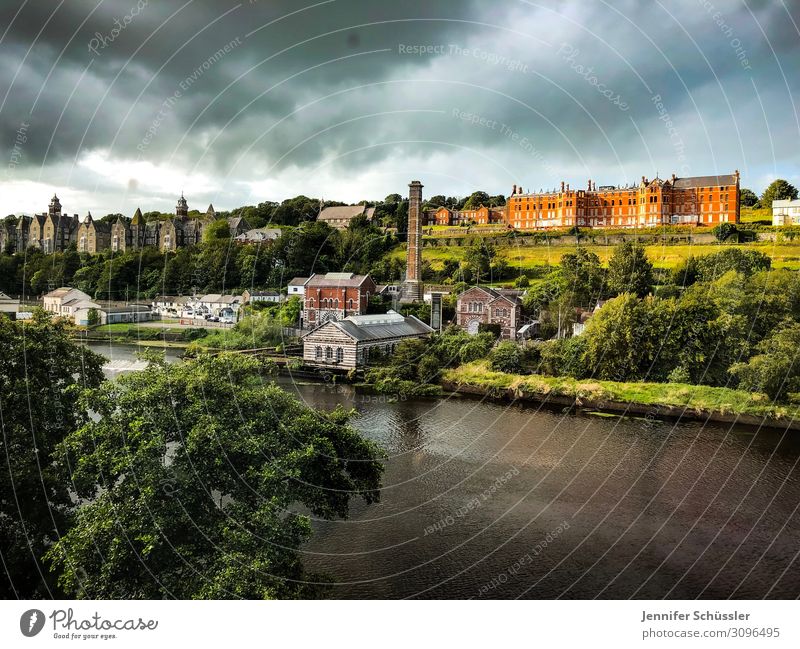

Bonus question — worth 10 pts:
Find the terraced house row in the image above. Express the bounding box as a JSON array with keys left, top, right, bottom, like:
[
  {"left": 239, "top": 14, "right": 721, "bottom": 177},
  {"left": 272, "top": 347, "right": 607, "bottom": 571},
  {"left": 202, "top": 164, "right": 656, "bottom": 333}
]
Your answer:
[{"left": 0, "top": 194, "right": 251, "bottom": 254}]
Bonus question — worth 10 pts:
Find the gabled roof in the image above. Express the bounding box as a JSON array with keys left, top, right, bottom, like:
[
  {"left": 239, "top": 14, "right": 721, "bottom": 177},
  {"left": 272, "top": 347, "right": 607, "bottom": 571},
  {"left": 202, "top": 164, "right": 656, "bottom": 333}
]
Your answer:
[
  {"left": 317, "top": 205, "right": 375, "bottom": 222},
  {"left": 288, "top": 276, "right": 309, "bottom": 286},
  {"left": 458, "top": 285, "right": 522, "bottom": 305},
  {"left": 303, "top": 310, "right": 433, "bottom": 342},
  {"left": 131, "top": 208, "right": 143, "bottom": 224}
]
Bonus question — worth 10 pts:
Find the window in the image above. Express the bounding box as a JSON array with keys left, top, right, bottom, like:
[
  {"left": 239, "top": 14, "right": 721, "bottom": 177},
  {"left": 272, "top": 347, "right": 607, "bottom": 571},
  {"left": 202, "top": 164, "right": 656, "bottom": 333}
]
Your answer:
[
  {"left": 315, "top": 346, "right": 322, "bottom": 359},
  {"left": 336, "top": 347, "right": 343, "bottom": 363},
  {"left": 348, "top": 299, "right": 354, "bottom": 309},
  {"left": 325, "top": 346, "right": 333, "bottom": 360},
  {"left": 334, "top": 298, "right": 339, "bottom": 309}
]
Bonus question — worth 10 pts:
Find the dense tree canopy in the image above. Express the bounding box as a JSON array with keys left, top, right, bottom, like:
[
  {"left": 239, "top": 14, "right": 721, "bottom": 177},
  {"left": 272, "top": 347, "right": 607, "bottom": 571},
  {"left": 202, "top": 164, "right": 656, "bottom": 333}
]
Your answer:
[
  {"left": 46, "top": 353, "right": 384, "bottom": 598},
  {"left": 760, "top": 178, "right": 798, "bottom": 206},
  {"left": 0, "top": 311, "right": 105, "bottom": 598}
]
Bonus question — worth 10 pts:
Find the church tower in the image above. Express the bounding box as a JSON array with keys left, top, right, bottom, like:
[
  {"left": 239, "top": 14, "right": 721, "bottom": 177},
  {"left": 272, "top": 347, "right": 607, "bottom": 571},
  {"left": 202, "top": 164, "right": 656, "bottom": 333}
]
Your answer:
[
  {"left": 401, "top": 180, "right": 423, "bottom": 302},
  {"left": 176, "top": 193, "right": 188, "bottom": 219}
]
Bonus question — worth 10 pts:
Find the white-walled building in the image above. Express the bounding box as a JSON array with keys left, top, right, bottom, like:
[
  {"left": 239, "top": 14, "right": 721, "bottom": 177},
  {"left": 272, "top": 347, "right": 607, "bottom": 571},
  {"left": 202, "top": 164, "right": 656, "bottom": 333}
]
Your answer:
[
  {"left": 43, "top": 287, "right": 99, "bottom": 324},
  {"left": 772, "top": 199, "right": 800, "bottom": 226}
]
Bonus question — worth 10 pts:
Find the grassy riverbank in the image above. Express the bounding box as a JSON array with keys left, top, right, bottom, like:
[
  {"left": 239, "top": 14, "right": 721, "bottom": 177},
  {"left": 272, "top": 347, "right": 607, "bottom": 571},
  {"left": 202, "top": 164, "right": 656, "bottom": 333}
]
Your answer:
[{"left": 444, "top": 361, "right": 800, "bottom": 422}]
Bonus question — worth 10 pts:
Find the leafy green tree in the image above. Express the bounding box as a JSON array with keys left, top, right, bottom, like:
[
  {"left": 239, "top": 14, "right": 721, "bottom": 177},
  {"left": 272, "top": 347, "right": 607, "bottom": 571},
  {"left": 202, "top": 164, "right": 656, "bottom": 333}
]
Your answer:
[
  {"left": 606, "top": 242, "right": 654, "bottom": 298},
  {"left": 730, "top": 321, "right": 800, "bottom": 401},
  {"left": 462, "top": 191, "right": 490, "bottom": 210},
  {"left": 693, "top": 248, "right": 770, "bottom": 282},
  {"left": 463, "top": 239, "right": 497, "bottom": 283},
  {"left": 581, "top": 294, "right": 673, "bottom": 381},
  {"left": 46, "top": 353, "right": 384, "bottom": 598},
  {"left": 0, "top": 311, "right": 105, "bottom": 598},
  {"left": 739, "top": 188, "right": 759, "bottom": 207},
  {"left": 278, "top": 295, "right": 302, "bottom": 327},
  {"left": 558, "top": 247, "right": 604, "bottom": 306},
  {"left": 490, "top": 341, "right": 522, "bottom": 373},
  {"left": 86, "top": 308, "right": 100, "bottom": 326},
  {"left": 202, "top": 219, "right": 231, "bottom": 242},
  {"left": 760, "top": 179, "right": 798, "bottom": 206}
]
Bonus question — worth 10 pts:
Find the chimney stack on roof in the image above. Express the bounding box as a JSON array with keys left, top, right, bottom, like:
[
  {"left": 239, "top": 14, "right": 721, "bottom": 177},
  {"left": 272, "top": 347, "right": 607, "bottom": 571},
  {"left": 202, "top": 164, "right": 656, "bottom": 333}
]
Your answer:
[
  {"left": 512, "top": 184, "right": 517, "bottom": 196},
  {"left": 587, "top": 179, "right": 592, "bottom": 191},
  {"left": 560, "top": 181, "right": 565, "bottom": 192}
]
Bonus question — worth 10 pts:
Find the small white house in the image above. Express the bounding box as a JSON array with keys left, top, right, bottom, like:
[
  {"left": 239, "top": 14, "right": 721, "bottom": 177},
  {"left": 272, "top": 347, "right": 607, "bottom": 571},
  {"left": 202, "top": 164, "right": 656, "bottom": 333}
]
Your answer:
[
  {"left": 100, "top": 305, "right": 152, "bottom": 324},
  {"left": 772, "top": 199, "right": 800, "bottom": 226},
  {"left": 0, "top": 291, "right": 20, "bottom": 319},
  {"left": 287, "top": 277, "right": 309, "bottom": 297},
  {"left": 243, "top": 289, "right": 282, "bottom": 304}
]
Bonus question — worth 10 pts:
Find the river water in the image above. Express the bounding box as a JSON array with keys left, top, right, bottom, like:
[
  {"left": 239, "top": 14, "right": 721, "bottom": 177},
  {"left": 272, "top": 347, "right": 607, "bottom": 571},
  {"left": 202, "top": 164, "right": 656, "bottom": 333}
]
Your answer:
[{"left": 88, "top": 343, "right": 800, "bottom": 599}]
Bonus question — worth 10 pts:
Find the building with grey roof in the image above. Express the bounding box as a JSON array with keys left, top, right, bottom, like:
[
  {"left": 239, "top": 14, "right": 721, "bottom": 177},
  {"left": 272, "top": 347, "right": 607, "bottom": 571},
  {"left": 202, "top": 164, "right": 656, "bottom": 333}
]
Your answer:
[{"left": 302, "top": 310, "right": 433, "bottom": 369}]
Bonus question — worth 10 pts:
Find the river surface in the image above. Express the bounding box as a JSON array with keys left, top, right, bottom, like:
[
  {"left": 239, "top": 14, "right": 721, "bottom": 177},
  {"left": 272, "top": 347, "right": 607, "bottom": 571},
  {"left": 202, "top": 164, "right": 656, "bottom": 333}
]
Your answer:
[{"left": 87, "top": 343, "right": 800, "bottom": 599}]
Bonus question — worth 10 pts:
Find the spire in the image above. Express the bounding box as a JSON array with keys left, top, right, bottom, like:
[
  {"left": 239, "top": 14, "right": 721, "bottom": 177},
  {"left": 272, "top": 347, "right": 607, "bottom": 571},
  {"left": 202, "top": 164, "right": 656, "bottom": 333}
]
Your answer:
[{"left": 131, "top": 207, "right": 143, "bottom": 224}]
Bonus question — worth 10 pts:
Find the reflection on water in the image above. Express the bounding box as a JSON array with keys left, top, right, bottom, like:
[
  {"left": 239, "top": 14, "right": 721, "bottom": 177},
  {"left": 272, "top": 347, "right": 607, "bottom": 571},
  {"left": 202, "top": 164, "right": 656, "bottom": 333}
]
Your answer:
[
  {"left": 278, "top": 378, "right": 800, "bottom": 599},
  {"left": 86, "top": 345, "right": 800, "bottom": 599}
]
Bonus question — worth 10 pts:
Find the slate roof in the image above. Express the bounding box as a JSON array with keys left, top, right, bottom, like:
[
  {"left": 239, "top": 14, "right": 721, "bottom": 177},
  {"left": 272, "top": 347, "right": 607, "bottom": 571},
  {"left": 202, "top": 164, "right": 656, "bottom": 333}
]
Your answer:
[
  {"left": 288, "top": 276, "right": 309, "bottom": 286},
  {"left": 460, "top": 285, "right": 522, "bottom": 305},
  {"left": 304, "top": 310, "right": 433, "bottom": 342},
  {"left": 305, "top": 272, "right": 373, "bottom": 288},
  {"left": 671, "top": 174, "right": 738, "bottom": 189},
  {"left": 317, "top": 205, "right": 375, "bottom": 222}
]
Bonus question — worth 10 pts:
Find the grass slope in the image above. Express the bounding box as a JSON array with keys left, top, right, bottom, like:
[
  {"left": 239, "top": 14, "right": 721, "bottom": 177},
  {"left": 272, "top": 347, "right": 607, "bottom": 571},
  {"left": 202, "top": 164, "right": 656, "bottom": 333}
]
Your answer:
[{"left": 444, "top": 361, "right": 800, "bottom": 421}]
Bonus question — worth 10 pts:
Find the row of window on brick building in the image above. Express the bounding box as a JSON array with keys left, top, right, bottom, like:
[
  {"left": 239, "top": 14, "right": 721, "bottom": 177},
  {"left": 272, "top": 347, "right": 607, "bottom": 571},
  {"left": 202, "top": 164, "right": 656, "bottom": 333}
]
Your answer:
[{"left": 308, "top": 297, "right": 356, "bottom": 309}]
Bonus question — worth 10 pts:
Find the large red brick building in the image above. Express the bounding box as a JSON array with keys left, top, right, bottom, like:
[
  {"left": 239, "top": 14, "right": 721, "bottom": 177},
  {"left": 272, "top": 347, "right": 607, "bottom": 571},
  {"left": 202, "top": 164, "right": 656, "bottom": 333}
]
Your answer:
[
  {"left": 301, "top": 272, "right": 377, "bottom": 329},
  {"left": 424, "top": 204, "right": 506, "bottom": 226},
  {"left": 505, "top": 172, "right": 740, "bottom": 230}
]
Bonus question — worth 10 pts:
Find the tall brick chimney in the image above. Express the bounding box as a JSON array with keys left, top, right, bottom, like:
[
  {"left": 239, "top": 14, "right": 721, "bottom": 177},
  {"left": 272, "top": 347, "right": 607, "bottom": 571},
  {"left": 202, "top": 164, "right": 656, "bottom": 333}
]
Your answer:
[{"left": 401, "top": 180, "right": 424, "bottom": 302}]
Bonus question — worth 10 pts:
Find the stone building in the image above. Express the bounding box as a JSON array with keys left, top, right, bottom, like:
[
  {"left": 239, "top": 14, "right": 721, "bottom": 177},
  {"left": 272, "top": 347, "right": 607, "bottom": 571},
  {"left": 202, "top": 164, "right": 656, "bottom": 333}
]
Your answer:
[
  {"left": 506, "top": 172, "right": 740, "bottom": 230},
  {"left": 76, "top": 212, "right": 112, "bottom": 253},
  {"left": 31, "top": 195, "right": 79, "bottom": 253},
  {"left": 317, "top": 204, "right": 375, "bottom": 229},
  {"left": 302, "top": 310, "right": 433, "bottom": 370},
  {"left": 14, "top": 215, "right": 33, "bottom": 251},
  {"left": 0, "top": 218, "right": 16, "bottom": 252},
  {"left": 301, "top": 272, "right": 377, "bottom": 329},
  {"left": 456, "top": 286, "right": 522, "bottom": 340}
]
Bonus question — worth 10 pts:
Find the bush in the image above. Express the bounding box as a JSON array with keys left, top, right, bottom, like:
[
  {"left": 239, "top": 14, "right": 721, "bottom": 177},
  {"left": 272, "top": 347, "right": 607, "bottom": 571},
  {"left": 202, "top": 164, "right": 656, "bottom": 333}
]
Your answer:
[
  {"left": 538, "top": 337, "right": 588, "bottom": 378},
  {"left": 478, "top": 322, "right": 501, "bottom": 338},
  {"left": 490, "top": 341, "right": 522, "bottom": 373}
]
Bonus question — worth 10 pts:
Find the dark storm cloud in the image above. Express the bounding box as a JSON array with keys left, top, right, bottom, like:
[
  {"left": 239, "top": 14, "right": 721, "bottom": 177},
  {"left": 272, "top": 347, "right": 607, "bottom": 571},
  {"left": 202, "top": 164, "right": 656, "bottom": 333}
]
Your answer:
[{"left": 1, "top": 0, "right": 799, "bottom": 212}]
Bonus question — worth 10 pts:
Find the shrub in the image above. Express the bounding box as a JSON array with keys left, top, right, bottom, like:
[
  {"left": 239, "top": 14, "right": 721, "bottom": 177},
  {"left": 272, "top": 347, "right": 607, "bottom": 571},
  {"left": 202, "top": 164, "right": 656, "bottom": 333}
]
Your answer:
[
  {"left": 478, "top": 322, "right": 501, "bottom": 338},
  {"left": 490, "top": 341, "right": 523, "bottom": 373}
]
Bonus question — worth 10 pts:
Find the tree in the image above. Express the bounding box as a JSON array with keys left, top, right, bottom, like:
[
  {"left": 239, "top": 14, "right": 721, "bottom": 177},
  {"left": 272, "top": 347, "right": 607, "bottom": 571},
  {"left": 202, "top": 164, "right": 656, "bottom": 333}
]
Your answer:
[
  {"left": 45, "top": 353, "right": 384, "bottom": 598},
  {"left": 694, "top": 248, "right": 770, "bottom": 282},
  {"left": 463, "top": 239, "right": 497, "bottom": 283},
  {"left": 760, "top": 179, "right": 798, "bottom": 207},
  {"left": 0, "top": 311, "right": 105, "bottom": 598},
  {"left": 462, "top": 191, "right": 490, "bottom": 210},
  {"left": 739, "top": 188, "right": 759, "bottom": 207},
  {"left": 606, "top": 242, "right": 654, "bottom": 298},
  {"left": 86, "top": 307, "right": 100, "bottom": 326},
  {"left": 558, "top": 247, "right": 604, "bottom": 306},
  {"left": 731, "top": 321, "right": 800, "bottom": 401},
  {"left": 278, "top": 295, "right": 302, "bottom": 327},
  {"left": 203, "top": 219, "right": 231, "bottom": 242}
]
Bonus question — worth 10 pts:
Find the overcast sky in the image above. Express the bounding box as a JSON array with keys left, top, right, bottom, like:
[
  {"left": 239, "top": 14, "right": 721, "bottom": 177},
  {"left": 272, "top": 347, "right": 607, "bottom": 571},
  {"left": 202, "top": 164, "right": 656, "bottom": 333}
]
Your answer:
[{"left": 1, "top": 0, "right": 798, "bottom": 216}]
